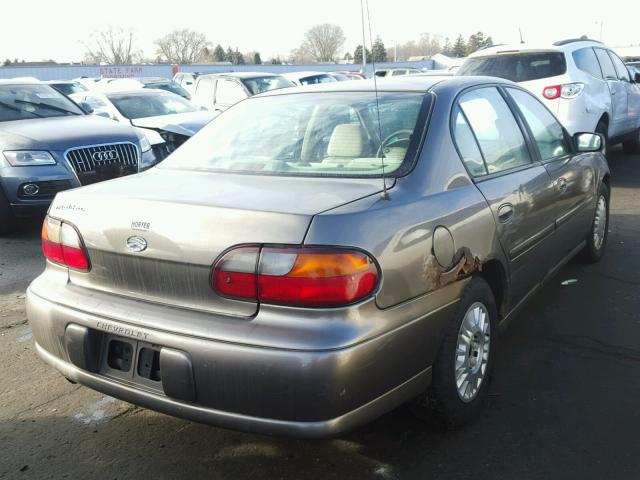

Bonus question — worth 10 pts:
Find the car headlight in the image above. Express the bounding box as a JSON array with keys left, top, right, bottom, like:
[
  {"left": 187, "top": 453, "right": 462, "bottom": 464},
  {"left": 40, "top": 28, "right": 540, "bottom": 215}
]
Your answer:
[
  {"left": 3, "top": 151, "right": 56, "bottom": 166},
  {"left": 139, "top": 136, "right": 152, "bottom": 153}
]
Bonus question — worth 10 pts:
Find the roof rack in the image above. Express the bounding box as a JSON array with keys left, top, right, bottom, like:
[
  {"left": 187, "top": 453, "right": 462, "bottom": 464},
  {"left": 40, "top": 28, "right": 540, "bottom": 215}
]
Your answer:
[{"left": 553, "top": 38, "right": 603, "bottom": 46}]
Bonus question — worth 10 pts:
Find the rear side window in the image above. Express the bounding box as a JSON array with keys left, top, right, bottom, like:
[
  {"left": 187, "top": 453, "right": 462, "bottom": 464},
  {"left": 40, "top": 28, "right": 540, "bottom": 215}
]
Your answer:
[
  {"left": 572, "top": 48, "right": 602, "bottom": 79},
  {"left": 458, "top": 88, "right": 531, "bottom": 174},
  {"left": 216, "top": 80, "right": 247, "bottom": 105},
  {"left": 458, "top": 52, "right": 567, "bottom": 82},
  {"left": 608, "top": 51, "right": 630, "bottom": 81},
  {"left": 452, "top": 107, "right": 487, "bottom": 177},
  {"left": 594, "top": 49, "right": 618, "bottom": 80},
  {"left": 508, "top": 88, "right": 569, "bottom": 161}
]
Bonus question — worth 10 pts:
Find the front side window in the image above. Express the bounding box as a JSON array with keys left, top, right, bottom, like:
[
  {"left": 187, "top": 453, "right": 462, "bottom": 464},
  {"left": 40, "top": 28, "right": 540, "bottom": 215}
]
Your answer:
[
  {"left": 109, "top": 93, "right": 198, "bottom": 119},
  {"left": 452, "top": 106, "right": 487, "bottom": 176},
  {"left": 458, "top": 52, "right": 567, "bottom": 82},
  {"left": 508, "top": 88, "right": 569, "bottom": 161},
  {"left": 215, "top": 80, "right": 247, "bottom": 105},
  {"left": 572, "top": 48, "right": 602, "bottom": 79},
  {"left": 159, "top": 92, "right": 428, "bottom": 177},
  {"left": 0, "top": 84, "right": 84, "bottom": 122},
  {"left": 594, "top": 49, "right": 618, "bottom": 80},
  {"left": 608, "top": 51, "right": 630, "bottom": 82},
  {"left": 458, "top": 87, "right": 531, "bottom": 174}
]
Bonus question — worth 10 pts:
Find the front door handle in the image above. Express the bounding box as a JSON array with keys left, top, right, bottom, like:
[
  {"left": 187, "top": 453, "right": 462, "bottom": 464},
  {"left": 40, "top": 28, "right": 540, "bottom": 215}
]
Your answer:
[{"left": 497, "top": 203, "right": 514, "bottom": 223}]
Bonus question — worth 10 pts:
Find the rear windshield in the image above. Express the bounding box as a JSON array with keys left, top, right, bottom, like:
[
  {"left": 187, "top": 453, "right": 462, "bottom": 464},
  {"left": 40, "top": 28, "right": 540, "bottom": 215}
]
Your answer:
[
  {"left": 241, "top": 76, "right": 294, "bottom": 95},
  {"left": 458, "top": 52, "right": 567, "bottom": 82},
  {"left": 144, "top": 82, "right": 190, "bottom": 97},
  {"left": 159, "top": 91, "right": 429, "bottom": 177}
]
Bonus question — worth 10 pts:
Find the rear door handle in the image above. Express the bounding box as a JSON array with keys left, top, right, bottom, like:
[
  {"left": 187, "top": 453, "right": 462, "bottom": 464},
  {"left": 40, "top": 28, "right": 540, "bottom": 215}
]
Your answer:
[{"left": 497, "top": 203, "right": 514, "bottom": 223}]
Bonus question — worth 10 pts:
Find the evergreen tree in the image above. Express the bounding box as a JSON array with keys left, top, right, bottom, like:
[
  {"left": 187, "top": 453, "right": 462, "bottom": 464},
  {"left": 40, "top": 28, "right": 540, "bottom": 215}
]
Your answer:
[
  {"left": 441, "top": 37, "right": 453, "bottom": 56},
  {"left": 371, "top": 37, "right": 387, "bottom": 62},
  {"left": 452, "top": 35, "right": 467, "bottom": 57},
  {"left": 353, "top": 45, "right": 371, "bottom": 64},
  {"left": 465, "top": 32, "right": 493, "bottom": 56},
  {"left": 213, "top": 44, "right": 226, "bottom": 62},
  {"left": 253, "top": 52, "right": 262, "bottom": 64},
  {"left": 225, "top": 47, "right": 234, "bottom": 63}
]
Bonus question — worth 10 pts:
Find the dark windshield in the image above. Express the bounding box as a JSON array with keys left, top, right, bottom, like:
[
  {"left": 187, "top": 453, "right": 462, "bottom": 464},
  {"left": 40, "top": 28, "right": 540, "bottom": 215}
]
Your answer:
[
  {"left": 109, "top": 92, "right": 198, "bottom": 119},
  {"left": 299, "top": 74, "right": 336, "bottom": 85},
  {"left": 458, "top": 52, "right": 567, "bottom": 82},
  {"left": 0, "top": 84, "right": 84, "bottom": 121},
  {"left": 241, "top": 76, "right": 294, "bottom": 95},
  {"left": 160, "top": 91, "right": 429, "bottom": 178},
  {"left": 50, "top": 82, "right": 88, "bottom": 96},
  {"left": 143, "top": 82, "right": 190, "bottom": 98}
]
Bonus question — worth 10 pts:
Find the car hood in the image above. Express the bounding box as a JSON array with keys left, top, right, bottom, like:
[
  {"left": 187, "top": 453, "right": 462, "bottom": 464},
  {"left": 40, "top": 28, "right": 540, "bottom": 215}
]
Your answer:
[
  {"left": 0, "top": 115, "right": 140, "bottom": 151},
  {"left": 130, "top": 111, "right": 215, "bottom": 136}
]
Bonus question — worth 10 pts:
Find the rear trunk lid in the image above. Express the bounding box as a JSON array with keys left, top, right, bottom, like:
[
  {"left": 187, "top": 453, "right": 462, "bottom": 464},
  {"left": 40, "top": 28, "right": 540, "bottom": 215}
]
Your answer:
[{"left": 49, "top": 168, "right": 383, "bottom": 317}]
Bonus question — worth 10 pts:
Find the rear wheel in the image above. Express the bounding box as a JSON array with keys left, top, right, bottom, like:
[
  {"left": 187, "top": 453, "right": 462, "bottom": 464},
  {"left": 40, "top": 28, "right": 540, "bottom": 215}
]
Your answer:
[
  {"left": 0, "top": 188, "right": 17, "bottom": 236},
  {"left": 580, "top": 183, "right": 609, "bottom": 263},
  {"left": 622, "top": 129, "right": 640, "bottom": 154},
  {"left": 595, "top": 120, "right": 609, "bottom": 157},
  {"left": 412, "top": 277, "right": 497, "bottom": 428}
]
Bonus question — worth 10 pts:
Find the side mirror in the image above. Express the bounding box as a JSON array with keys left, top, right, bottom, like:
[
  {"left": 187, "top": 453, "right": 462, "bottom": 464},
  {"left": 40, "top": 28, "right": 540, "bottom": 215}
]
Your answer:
[
  {"left": 79, "top": 102, "right": 94, "bottom": 114},
  {"left": 574, "top": 132, "right": 602, "bottom": 152},
  {"left": 635, "top": 72, "right": 640, "bottom": 83}
]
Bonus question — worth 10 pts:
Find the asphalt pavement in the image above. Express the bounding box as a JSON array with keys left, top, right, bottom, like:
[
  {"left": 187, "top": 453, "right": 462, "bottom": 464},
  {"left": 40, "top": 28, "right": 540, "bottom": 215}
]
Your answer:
[{"left": 0, "top": 148, "right": 638, "bottom": 480}]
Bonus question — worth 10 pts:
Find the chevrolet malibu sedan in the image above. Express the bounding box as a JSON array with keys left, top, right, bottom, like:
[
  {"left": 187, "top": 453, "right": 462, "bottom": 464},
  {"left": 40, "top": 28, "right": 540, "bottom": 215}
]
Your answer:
[{"left": 27, "top": 76, "right": 610, "bottom": 438}]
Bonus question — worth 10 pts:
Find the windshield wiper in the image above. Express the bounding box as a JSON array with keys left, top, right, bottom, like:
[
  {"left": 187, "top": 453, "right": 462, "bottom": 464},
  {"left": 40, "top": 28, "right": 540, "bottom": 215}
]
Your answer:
[
  {"left": 14, "top": 99, "right": 80, "bottom": 116},
  {"left": 0, "top": 100, "right": 44, "bottom": 117}
]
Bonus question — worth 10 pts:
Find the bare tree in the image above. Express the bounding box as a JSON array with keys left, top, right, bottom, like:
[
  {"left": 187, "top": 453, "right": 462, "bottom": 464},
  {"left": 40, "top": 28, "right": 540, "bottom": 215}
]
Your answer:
[
  {"left": 300, "top": 24, "right": 345, "bottom": 62},
  {"left": 83, "top": 27, "right": 138, "bottom": 64},
  {"left": 155, "top": 29, "right": 211, "bottom": 64}
]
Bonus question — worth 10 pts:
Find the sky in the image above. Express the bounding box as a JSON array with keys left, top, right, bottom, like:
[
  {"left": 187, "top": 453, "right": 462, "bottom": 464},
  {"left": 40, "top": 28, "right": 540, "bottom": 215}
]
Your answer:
[{"left": 1, "top": 0, "right": 637, "bottom": 62}]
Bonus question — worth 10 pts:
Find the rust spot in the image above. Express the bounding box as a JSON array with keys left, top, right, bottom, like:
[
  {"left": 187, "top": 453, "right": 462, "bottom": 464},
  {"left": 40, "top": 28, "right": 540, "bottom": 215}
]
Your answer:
[{"left": 424, "top": 247, "right": 483, "bottom": 290}]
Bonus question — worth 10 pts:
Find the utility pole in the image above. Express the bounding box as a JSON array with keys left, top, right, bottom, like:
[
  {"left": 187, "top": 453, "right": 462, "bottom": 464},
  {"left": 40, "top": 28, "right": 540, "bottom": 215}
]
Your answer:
[{"left": 360, "top": 0, "right": 367, "bottom": 72}]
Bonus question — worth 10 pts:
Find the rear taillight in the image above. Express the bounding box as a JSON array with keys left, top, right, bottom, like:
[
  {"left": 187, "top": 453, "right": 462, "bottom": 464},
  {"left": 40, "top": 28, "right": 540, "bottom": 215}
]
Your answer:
[
  {"left": 543, "top": 83, "right": 584, "bottom": 100},
  {"left": 42, "top": 216, "right": 90, "bottom": 271},
  {"left": 212, "top": 246, "right": 379, "bottom": 307},
  {"left": 542, "top": 85, "right": 561, "bottom": 100}
]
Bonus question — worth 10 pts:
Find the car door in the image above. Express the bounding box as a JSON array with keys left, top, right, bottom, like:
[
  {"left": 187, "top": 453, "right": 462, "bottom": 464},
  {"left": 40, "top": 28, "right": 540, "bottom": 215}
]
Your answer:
[
  {"left": 193, "top": 77, "right": 215, "bottom": 110},
  {"left": 505, "top": 87, "right": 595, "bottom": 258},
  {"left": 608, "top": 50, "right": 640, "bottom": 133},
  {"left": 455, "top": 87, "right": 557, "bottom": 305},
  {"left": 213, "top": 79, "right": 248, "bottom": 112},
  {"left": 594, "top": 48, "right": 628, "bottom": 138}
]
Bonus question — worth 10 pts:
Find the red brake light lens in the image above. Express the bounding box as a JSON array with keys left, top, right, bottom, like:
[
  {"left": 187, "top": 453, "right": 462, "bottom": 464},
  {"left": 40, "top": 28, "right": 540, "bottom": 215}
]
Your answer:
[
  {"left": 542, "top": 85, "right": 561, "bottom": 100},
  {"left": 41, "top": 216, "right": 90, "bottom": 271},
  {"left": 212, "top": 246, "right": 379, "bottom": 307}
]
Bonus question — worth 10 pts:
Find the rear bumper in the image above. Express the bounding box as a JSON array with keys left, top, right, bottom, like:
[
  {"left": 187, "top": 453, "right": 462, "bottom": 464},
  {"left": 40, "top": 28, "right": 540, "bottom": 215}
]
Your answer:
[{"left": 27, "top": 283, "right": 458, "bottom": 438}]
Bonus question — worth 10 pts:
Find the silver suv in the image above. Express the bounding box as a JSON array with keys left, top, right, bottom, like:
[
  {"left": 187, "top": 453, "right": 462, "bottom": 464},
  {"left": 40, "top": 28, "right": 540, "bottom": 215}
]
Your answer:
[{"left": 458, "top": 39, "right": 640, "bottom": 153}]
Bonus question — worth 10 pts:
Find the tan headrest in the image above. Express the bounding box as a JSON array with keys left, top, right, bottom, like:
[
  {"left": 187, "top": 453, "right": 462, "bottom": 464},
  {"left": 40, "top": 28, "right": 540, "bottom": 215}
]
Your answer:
[{"left": 327, "top": 124, "right": 364, "bottom": 158}]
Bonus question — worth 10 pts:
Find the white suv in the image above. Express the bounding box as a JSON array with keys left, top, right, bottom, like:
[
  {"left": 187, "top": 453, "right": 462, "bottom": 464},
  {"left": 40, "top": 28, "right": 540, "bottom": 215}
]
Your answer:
[{"left": 458, "top": 39, "right": 640, "bottom": 152}]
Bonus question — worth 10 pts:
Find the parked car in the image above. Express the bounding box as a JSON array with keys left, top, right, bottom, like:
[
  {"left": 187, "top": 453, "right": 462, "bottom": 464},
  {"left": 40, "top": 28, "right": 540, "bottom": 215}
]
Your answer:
[
  {"left": 95, "top": 77, "right": 192, "bottom": 100},
  {"left": 0, "top": 79, "right": 154, "bottom": 234},
  {"left": 626, "top": 61, "right": 640, "bottom": 78},
  {"left": 172, "top": 72, "right": 203, "bottom": 95},
  {"left": 329, "top": 72, "right": 365, "bottom": 81},
  {"left": 192, "top": 72, "right": 294, "bottom": 112},
  {"left": 282, "top": 71, "right": 337, "bottom": 86},
  {"left": 70, "top": 89, "right": 215, "bottom": 161},
  {"left": 28, "top": 76, "right": 610, "bottom": 438},
  {"left": 375, "top": 68, "right": 422, "bottom": 77},
  {"left": 46, "top": 81, "right": 89, "bottom": 96},
  {"left": 334, "top": 71, "right": 367, "bottom": 80},
  {"left": 458, "top": 39, "right": 640, "bottom": 153}
]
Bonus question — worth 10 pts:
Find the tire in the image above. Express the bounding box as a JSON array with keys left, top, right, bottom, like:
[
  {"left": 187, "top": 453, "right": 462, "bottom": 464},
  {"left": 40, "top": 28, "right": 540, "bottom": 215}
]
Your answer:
[
  {"left": 580, "top": 183, "right": 610, "bottom": 263},
  {"left": 622, "top": 129, "right": 640, "bottom": 154},
  {"left": 0, "top": 187, "right": 17, "bottom": 236},
  {"left": 412, "top": 277, "right": 497, "bottom": 428},
  {"left": 595, "top": 120, "right": 608, "bottom": 157}
]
